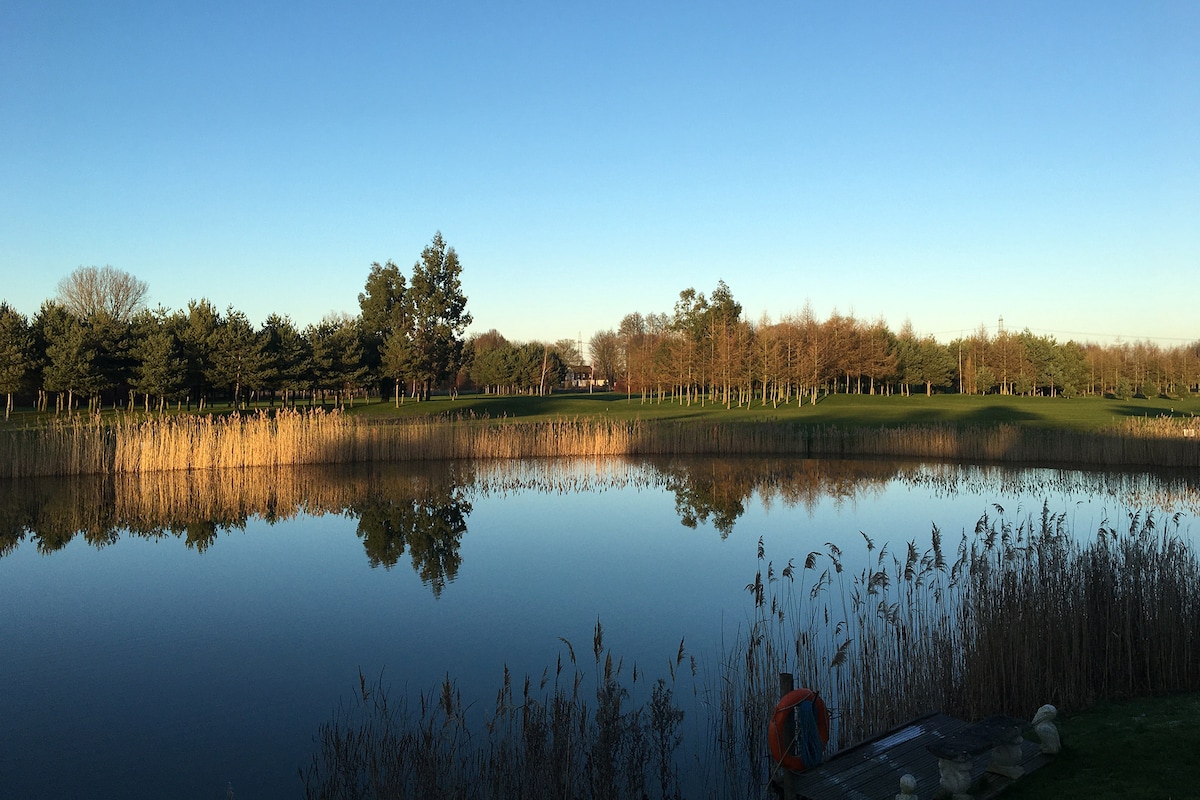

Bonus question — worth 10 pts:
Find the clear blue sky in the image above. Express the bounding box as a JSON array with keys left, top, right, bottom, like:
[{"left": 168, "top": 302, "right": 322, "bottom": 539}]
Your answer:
[{"left": 2, "top": 1, "right": 1197, "bottom": 347}]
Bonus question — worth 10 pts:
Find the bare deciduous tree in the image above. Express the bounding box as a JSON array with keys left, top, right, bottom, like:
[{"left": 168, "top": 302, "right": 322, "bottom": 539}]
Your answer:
[
  {"left": 553, "top": 338, "right": 582, "bottom": 367},
  {"left": 56, "top": 265, "right": 148, "bottom": 321}
]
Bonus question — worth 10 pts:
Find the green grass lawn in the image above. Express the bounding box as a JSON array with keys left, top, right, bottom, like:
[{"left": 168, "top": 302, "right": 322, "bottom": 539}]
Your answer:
[
  {"left": 4, "top": 391, "right": 1197, "bottom": 433},
  {"left": 1003, "top": 692, "right": 1200, "bottom": 800},
  {"left": 345, "top": 391, "right": 1200, "bottom": 432}
]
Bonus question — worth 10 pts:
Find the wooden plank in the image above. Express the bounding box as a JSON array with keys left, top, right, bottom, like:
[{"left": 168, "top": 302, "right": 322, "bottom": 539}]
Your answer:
[{"left": 778, "top": 713, "right": 1053, "bottom": 800}]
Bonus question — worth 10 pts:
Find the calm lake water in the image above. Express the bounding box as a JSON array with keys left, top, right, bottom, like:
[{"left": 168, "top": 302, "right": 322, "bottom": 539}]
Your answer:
[{"left": 1, "top": 457, "right": 1196, "bottom": 799}]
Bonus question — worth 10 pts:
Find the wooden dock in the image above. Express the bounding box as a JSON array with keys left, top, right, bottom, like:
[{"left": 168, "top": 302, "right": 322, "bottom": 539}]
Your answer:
[{"left": 772, "top": 712, "right": 1055, "bottom": 800}]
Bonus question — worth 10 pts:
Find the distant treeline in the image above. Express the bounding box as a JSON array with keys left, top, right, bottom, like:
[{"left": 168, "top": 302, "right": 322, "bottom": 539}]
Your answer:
[
  {"left": 589, "top": 281, "right": 1200, "bottom": 407},
  {"left": 2, "top": 266, "right": 1198, "bottom": 419}
]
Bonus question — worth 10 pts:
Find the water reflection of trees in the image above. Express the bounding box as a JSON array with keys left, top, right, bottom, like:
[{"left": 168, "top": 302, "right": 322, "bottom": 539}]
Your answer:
[
  {"left": 2, "top": 457, "right": 1198, "bottom": 583},
  {"left": 350, "top": 464, "right": 472, "bottom": 597},
  {"left": 0, "top": 463, "right": 478, "bottom": 596},
  {"left": 654, "top": 458, "right": 895, "bottom": 538}
]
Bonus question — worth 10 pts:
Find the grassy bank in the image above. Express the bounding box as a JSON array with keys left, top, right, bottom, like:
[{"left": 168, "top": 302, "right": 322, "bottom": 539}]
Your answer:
[
  {"left": 1002, "top": 691, "right": 1200, "bottom": 800},
  {"left": 3, "top": 392, "right": 1198, "bottom": 431},
  {"left": 346, "top": 391, "right": 1200, "bottom": 431},
  {"left": 2, "top": 400, "right": 1199, "bottom": 478}
]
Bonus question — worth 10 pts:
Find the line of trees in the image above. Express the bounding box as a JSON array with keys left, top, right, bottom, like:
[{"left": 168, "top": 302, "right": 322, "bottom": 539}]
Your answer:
[
  {"left": 0, "top": 295, "right": 377, "bottom": 417},
  {"left": 0, "top": 234, "right": 473, "bottom": 417},
  {"left": 4, "top": 259, "right": 1198, "bottom": 421},
  {"left": 588, "top": 282, "right": 1200, "bottom": 406}
]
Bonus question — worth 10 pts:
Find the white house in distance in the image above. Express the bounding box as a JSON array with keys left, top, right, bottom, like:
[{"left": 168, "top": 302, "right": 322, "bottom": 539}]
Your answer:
[{"left": 565, "top": 365, "right": 607, "bottom": 390}]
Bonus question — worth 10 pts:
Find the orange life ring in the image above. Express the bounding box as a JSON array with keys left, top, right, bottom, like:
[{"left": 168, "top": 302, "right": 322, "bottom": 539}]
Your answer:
[{"left": 767, "top": 687, "right": 830, "bottom": 772}]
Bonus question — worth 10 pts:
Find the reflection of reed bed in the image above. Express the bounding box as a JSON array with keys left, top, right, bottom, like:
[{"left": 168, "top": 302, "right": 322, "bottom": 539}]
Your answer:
[
  {"left": 0, "top": 473, "right": 122, "bottom": 554},
  {"left": 299, "top": 506, "right": 1200, "bottom": 800},
  {"left": 113, "top": 468, "right": 333, "bottom": 531},
  {"left": 0, "top": 456, "right": 966, "bottom": 558},
  {"left": 712, "top": 506, "right": 1200, "bottom": 796},
  {"left": 900, "top": 461, "right": 1200, "bottom": 514},
  {"left": 5, "top": 455, "right": 1200, "bottom": 561},
  {"left": 4, "top": 410, "right": 1200, "bottom": 478},
  {"left": 762, "top": 457, "right": 895, "bottom": 512},
  {"left": 0, "top": 462, "right": 473, "bottom": 555},
  {"left": 451, "top": 457, "right": 901, "bottom": 510},
  {"left": 0, "top": 457, "right": 887, "bottom": 557},
  {"left": 454, "top": 456, "right": 658, "bottom": 497}
]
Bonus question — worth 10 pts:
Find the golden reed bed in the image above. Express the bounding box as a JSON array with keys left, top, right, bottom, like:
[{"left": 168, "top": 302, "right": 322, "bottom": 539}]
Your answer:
[{"left": 2, "top": 409, "right": 1198, "bottom": 478}]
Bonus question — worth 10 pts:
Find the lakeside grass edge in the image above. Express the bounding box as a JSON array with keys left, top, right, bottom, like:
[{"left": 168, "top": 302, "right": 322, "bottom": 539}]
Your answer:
[{"left": 3, "top": 405, "right": 1199, "bottom": 478}]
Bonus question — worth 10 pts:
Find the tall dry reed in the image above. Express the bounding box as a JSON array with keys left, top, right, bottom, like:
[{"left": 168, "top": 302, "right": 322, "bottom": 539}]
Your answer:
[
  {"left": 709, "top": 505, "right": 1200, "bottom": 797},
  {"left": 301, "top": 620, "right": 695, "bottom": 800},
  {"left": 300, "top": 505, "right": 1199, "bottom": 800},
  {"left": 959, "top": 505, "right": 1200, "bottom": 712}
]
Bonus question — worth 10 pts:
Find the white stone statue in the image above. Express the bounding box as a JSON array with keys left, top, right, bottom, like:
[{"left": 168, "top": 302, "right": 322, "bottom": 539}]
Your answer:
[
  {"left": 937, "top": 754, "right": 974, "bottom": 800},
  {"left": 1033, "top": 704, "right": 1061, "bottom": 754},
  {"left": 988, "top": 726, "right": 1026, "bottom": 779},
  {"left": 895, "top": 772, "right": 918, "bottom": 800}
]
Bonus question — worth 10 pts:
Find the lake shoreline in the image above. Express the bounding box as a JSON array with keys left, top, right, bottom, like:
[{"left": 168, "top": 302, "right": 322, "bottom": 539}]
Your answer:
[{"left": 3, "top": 410, "right": 1200, "bottom": 478}]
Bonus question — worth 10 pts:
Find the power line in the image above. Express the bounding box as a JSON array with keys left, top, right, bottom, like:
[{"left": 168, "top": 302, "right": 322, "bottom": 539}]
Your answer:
[{"left": 927, "top": 325, "right": 1197, "bottom": 344}]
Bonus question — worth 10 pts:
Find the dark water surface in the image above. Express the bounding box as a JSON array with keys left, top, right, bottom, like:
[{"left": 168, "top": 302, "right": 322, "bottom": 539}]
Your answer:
[{"left": 1, "top": 457, "right": 1195, "bottom": 799}]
